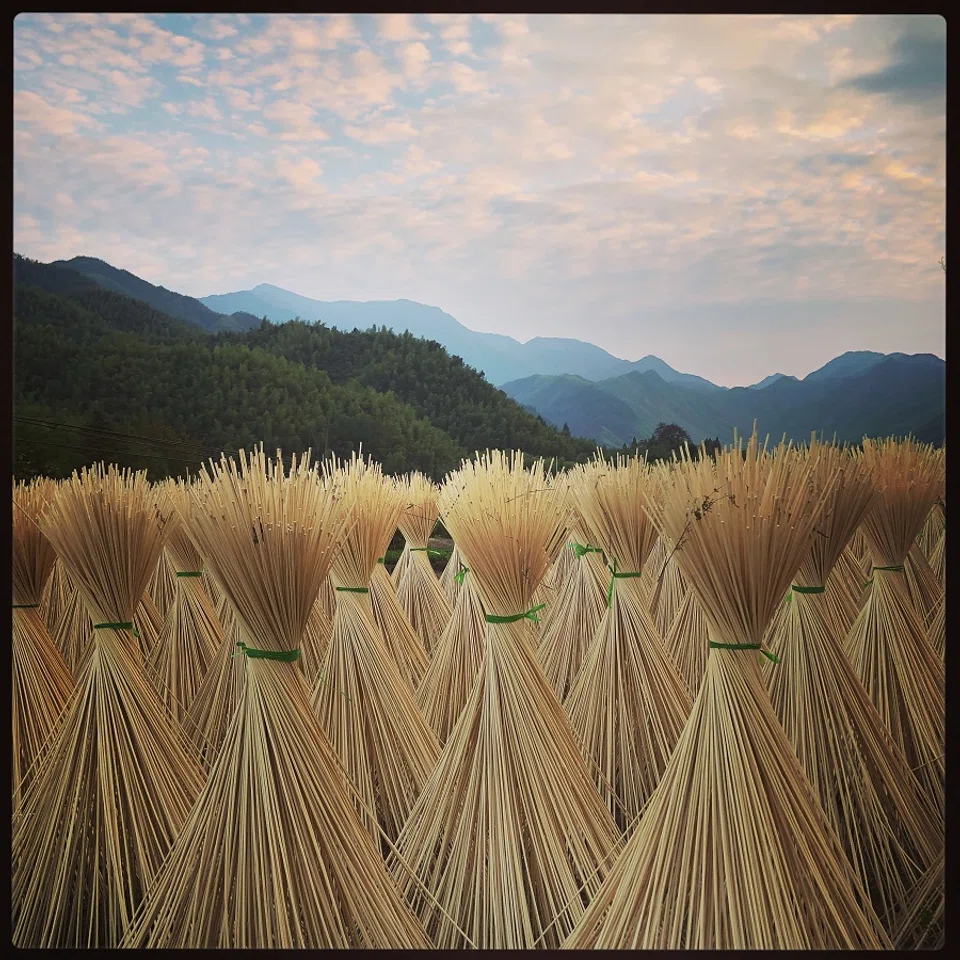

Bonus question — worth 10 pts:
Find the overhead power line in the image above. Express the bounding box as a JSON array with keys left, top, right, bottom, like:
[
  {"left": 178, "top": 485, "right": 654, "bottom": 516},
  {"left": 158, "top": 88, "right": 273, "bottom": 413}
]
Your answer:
[
  {"left": 14, "top": 415, "right": 214, "bottom": 456},
  {"left": 14, "top": 435, "right": 209, "bottom": 468}
]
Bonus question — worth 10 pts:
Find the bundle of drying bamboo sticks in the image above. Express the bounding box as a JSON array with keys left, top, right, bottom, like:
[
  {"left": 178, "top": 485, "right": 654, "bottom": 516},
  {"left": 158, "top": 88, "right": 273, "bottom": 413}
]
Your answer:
[{"left": 10, "top": 432, "right": 943, "bottom": 949}]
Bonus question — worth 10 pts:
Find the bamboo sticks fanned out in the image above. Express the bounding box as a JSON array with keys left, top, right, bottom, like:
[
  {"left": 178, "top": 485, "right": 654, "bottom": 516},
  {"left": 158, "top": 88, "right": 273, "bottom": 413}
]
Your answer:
[
  {"left": 765, "top": 440, "right": 940, "bottom": 934},
  {"left": 311, "top": 453, "right": 440, "bottom": 844},
  {"left": 566, "top": 434, "right": 890, "bottom": 948},
  {"left": 13, "top": 465, "right": 205, "bottom": 948},
  {"left": 390, "top": 450, "right": 621, "bottom": 949},
  {"left": 12, "top": 478, "right": 75, "bottom": 810},
  {"left": 121, "top": 447, "right": 430, "bottom": 948}
]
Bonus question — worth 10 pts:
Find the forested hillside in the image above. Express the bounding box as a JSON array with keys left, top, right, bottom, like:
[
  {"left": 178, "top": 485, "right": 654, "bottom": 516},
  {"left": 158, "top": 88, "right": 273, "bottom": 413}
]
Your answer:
[
  {"left": 230, "top": 320, "right": 599, "bottom": 463},
  {"left": 13, "top": 256, "right": 600, "bottom": 480}
]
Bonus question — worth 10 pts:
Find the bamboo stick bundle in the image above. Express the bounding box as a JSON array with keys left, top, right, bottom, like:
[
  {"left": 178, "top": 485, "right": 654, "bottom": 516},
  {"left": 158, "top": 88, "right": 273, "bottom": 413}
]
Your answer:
[
  {"left": 850, "top": 524, "right": 870, "bottom": 568},
  {"left": 665, "top": 587, "right": 711, "bottom": 695},
  {"left": 13, "top": 464, "right": 204, "bottom": 948},
  {"left": 903, "top": 540, "right": 943, "bottom": 628},
  {"left": 439, "top": 541, "right": 463, "bottom": 605},
  {"left": 563, "top": 455, "right": 693, "bottom": 831},
  {"left": 764, "top": 440, "right": 940, "bottom": 933},
  {"left": 536, "top": 532, "right": 609, "bottom": 702},
  {"left": 825, "top": 542, "right": 868, "bottom": 635},
  {"left": 180, "top": 600, "right": 247, "bottom": 770},
  {"left": 390, "top": 538, "right": 411, "bottom": 587},
  {"left": 12, "top": 478, "right": 75, "bottom": 811},
  {"left": 648, "top": 538, "right": 688, "bottom": 639},
  {"left": 146, "top": 546, "right": 178, "bottom": 619},
  {"left": 928, "top": 527, "right": 944, "bottom": 589},
  {"left": 926, "top": 593, "right": 944, "bottom": 659},
  {"left": 49, "top": 568, "right": 95, "bottom": 674},
  {"left": 641, "top": 534, "right": 668, "bottom": 604},
  {"left": 200, "top": 563, "right": 224, "bottom": 610},
  {"left": 122, "top": 446, "right": 431, "bottom": 949},
  {"left": 917, "top": 500, "right": 944, "bottom": 558},
  {"left": 39, "top": 554, "right": 69, "bottom": 632},
  {"left": 395, "top": 472, "right": 452, "bottom": 656},
  {"left": 543, "top": 529, "right": 578, "bottom": 593},
  {"left": 134, "top": 591, "right": 165, "bottom": 660},
  {"left": 416, "top": 565, "right": 488, "bottom": 742},
  {"left": 143, "top": 483, "right": 224, "bottom": 724},
  {"left": 389, "top": 450, "right": 621, "bottom": 949},
  {"left": 311, "top": 453, "right": 439, "bottom": 844},
  {"left": 298, "top": 588, "right": 333, "bottom": 684},
  {"left": 368, "top": 559, "right": 432, "bottom": 689},
  {"left": 890, "top": 852, "right": 944, "bottom": 948},
  {"left": 844, "top": 437, "right": 944, "bottom": 814},
  {"left": 318, "top": 570, "right": 337, "bottom": 620},
  {"left": 566, "top": 433, "right": 889, "bottom": 949}
]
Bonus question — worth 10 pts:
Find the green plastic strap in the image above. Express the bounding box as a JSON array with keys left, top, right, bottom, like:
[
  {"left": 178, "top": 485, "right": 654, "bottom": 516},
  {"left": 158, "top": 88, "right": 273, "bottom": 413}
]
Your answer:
[
  {"left": 335, "top": 586, "right": 369, "bottom": 593},
  {"left": 233, "top": 641, "right": 300, "bottom": 662},
  {"left": 709, "top": 640, "right": 780, "bottom": 664},
  {"left": 486, "top": 603, "right": 546, "bottom": 624},
  {"left": 94, "top": 621, "right": 140, "bottom": 639},
  {"left": 12, "top": 603, "right": 40, "bottom": 609},
  {"left": 570, "top": 542, "right": 603, "bottom": 559},
  {"left": 176, "top": 571, "right": 204, "bottom": 578},
  {"left": 410, "top": 547, "right": 442, "bottom": 556},
  {"left": 454, "top": 564, "right": 469, "bottom": 584},
  {"left": 787, "top": 583, "right": 825, "bottom": 603},
  {"left": 606, "top": 560, "right": 643, "bottom": 607}
]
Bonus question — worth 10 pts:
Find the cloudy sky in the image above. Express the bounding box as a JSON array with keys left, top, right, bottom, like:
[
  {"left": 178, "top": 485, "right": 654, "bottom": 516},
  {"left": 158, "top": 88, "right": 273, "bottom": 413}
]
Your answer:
[{"left": 14, "top": 13, "right": 945, "bottom": 387}]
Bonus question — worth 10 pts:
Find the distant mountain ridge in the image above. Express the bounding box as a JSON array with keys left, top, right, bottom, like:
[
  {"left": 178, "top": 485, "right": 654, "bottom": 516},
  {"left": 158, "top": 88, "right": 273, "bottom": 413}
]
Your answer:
[
  {"left": 24, "top": 254, "right": 944, "bottom": 448},
  {"left": 502, "top": 351, "right": 945, "bottom": 446},
  {"left": 54, "top": 256, "right": 262, "bottom": 333},
  {"left": 200, "top": 282, "right": 719, "bottom": 388}
]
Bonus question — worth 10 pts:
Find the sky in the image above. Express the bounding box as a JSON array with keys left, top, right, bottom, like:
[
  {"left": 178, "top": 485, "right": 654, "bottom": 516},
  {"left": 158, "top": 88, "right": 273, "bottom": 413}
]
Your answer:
[{"left": 13, "top": 13, "right": 945, "bottom": 387}]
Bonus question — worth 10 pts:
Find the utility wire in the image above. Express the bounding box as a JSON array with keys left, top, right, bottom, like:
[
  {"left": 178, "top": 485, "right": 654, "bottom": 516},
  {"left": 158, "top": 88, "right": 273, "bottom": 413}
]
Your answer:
[
  {"left": 14, "top": 435, "right": 209, "bottom": 468},
  {"left": 14, "top": 416, "right": 213, "bottom": 456}
]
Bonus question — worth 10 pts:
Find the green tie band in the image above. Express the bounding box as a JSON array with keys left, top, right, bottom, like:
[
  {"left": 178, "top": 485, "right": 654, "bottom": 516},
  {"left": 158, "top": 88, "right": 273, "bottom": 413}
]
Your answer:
[
  {"left": 234, "top": 641, "right": 300, "bottom": 662},
  {"left": 12, "top": 603, "right": 40, "bottom": 609},
  {"left": 486, "top": 603, "right": 546, "bottom": 624},
  {"left": 606, "top": 560, "right": 643, "bottom": 607},
  {"left": 335, "top": 586, "right": 369, "bottom": 593},
  {"left": 94, "top": 621, "right": 140, "bottom": 639},
  {"left": 786, "top": 584, "right": 826, "bottom": 603},
  {"left": 410, "top": 547, "right": 443, "bottom": 556},
  {"left": 176, "top": 571, "right": 204, "bottom": 578},
  {"left": 570, "top": 542, "right": 603, "bottom": 559},
  {"left": 454, "top": 565, "right": 470, "bottom": 584},
  {"left": 376, "top": 557, "right": 385, "bottom": 564},
  {"left": 709, "top": 640, "right": 780, "bottom": 664}
]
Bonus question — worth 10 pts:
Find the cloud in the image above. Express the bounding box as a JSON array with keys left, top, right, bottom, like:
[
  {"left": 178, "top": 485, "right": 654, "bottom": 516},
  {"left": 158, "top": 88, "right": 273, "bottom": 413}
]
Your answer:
[
  {"left": 14, "top": 90, "right": 96, "bottom": 135},
  {"left": 845, "top": 15, "right": 945, "bottom": 103},
  {"left": 263, "top": 99, "right": 330, "bottom": 140},
  {"left": 12, "top": 13, "right": 944, "bottom": 385},
  {"left": 344, "top": 119, "right": 417, "bottom": 144},
  {"left": 378, "top": 14, "right": 423, "bottom": 42},
  {"left": 400, "top": 41, "right": 430, "bottom": 79}
]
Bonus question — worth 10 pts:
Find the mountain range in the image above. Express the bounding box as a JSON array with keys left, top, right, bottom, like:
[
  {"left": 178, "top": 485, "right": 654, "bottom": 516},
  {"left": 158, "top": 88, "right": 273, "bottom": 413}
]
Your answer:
[
  {"left": 45, "top": 256, "right": 944, "bottom": 447},
  {"left": 199, "top": 281, "right": 720, "bottom": 389}
]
